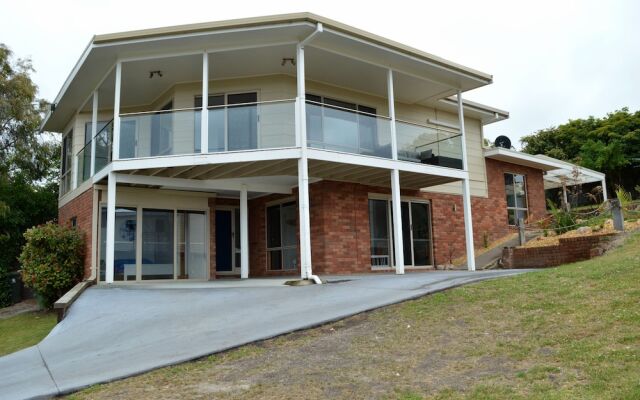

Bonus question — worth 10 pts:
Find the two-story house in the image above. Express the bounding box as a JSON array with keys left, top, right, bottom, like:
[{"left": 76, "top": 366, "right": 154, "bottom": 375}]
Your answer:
[{"left": 42, "top": 13, "right": 607, "bottom": 284}]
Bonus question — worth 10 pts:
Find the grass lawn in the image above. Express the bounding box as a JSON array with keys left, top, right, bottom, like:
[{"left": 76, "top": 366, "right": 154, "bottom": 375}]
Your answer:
[
  {"left": 0, "top": 311, "right": 57, "bottom": 356},
  {"left": 69, "top": 233, "right": 640, "bottom": 400}
]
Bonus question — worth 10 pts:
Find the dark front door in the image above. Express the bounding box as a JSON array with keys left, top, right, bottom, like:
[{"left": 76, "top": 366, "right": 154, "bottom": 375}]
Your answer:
[{"left": 215, "top": 210, "right": 233, "bottom": 271}]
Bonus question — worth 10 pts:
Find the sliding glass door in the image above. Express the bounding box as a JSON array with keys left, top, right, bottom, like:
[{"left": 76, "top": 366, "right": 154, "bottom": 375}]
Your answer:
[
  {"left": 367, "top": 199, "right": 433, "bottom": 268},
  {"left": 266, "top": 201, "right": 297, "bottom": 271},
  {"left": 99, "top": 207, "right": 208, "bottom": 282},
  {"left": 177, "top": 211, "right": 207, "bottom": 279},
  {"left": 99, "top": 207, "right": 137, "bottom": 281},
  {"left": 141, "top": 209, "right": 174, "bottom": 280}
]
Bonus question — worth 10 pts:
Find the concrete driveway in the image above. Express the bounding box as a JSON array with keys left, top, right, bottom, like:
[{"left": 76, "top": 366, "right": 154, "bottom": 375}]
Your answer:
[{"left": 0, "top": 270, "right": 531, "bottom": 399}]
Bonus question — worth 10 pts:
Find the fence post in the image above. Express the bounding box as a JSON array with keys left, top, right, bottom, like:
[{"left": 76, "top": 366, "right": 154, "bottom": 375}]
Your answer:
[
  {"left": 610, "top": 199, "right": 624, "bottom": 231},
  {"left": 518, "top": 218, "right": 526, "bottom": 246}
]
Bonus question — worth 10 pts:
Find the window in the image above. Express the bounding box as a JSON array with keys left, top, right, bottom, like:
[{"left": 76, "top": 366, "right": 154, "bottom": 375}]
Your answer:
[
  {"left": 505, "top": 173, "right": 528, "bottom": 225},
  {"left": 150, "top": 101, "right": 173, "bottom": 156},
  {"left": 70, "top": 217, "right": 77, "bottom": 228},
  {"left": 266, "top": 201, "right": 297, "bottom": 271},
  {"left": 80, "top": 121, "right": 109, "bottom": 181},
  {"left": 194, "top": 92, "right": 257, "bottom": 153},
  {"left": 84, "top": 121, "right": 109, "bottom": 146},
  {"left": 60, "top": 130, "right": 73, "bottom": 194},
  {"left": 305, "top": 94, "right": 386, "bottom": 157}
]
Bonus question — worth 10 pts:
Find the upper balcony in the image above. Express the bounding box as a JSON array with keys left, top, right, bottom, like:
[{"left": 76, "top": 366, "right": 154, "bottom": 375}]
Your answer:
[{"left": 45, "top": 14, "right": 505, "bottom": 197}]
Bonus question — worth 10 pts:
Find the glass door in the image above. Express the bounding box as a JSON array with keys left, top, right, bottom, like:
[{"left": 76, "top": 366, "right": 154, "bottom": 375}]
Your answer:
[
  {"left": 141, "top": 209, "right": 174, "bottom": 280},
  {"left": 227, "top": 92, "right": 257, "bottom": 150},
  {"left": 410, "top": 202, "right": 432, "bottom": 266},
  {"left": 177, "top": 211, "right": 207, "bottom": 279},
  {"left": 216, "top": 208, "right": 241, "bottom": 274},
  {"left": 383, "top": 200, "right": 433, "bottom": 268}
]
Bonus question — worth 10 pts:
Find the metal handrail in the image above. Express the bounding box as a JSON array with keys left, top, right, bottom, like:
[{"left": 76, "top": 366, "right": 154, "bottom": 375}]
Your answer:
[
  {"left": 305, "top": 99, "right": 392, "bottom": 120},
  {"left": 207, "top": 98, "right": 297, "bottom": 110},
  {"left": 93, "top": 119, "right": 114, "bottom": 141},
  {"left": 120, "top": 107, "right": 200, "bottom": 117},
  {"left": 395, "top": 118, "right": 460, "bottom": 135},
  {"left": 414, "top": 133, "right": 462, "bottom": 150},
  {"left": 75, "top": 119, "right": 114, "bottom": 158}
]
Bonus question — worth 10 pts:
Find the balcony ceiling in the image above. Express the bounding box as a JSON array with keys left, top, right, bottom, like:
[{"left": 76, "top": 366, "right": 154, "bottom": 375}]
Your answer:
[
  {"left": 44, "top": 13, "right": 494, "bottom": 132},
  {"left": 114, "top": 158, "right": 458, "bottom": 191}
]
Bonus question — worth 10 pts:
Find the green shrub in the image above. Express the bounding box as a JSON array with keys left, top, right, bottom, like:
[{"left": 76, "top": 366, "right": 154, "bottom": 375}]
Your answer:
[
  {"left": 19, "top": 222, "right": 84, "bottom": 309},
  {"left": 547, "top": 199, "right": 576, "bottom": 234}
]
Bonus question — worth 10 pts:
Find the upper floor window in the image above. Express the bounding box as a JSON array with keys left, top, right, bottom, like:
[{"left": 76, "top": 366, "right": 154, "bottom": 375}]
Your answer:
[
  {"left": 84, "top": 121, "right": 109, "bottom": 145},
  {"left": 305, "top": 94, "right": 388, "bottom": 157},
  {"left": 504, "top": 173, "right": 528, "bottom": 225},
  {"left": 60, "top": 130, "right": 73, "bottom": 195},
  {"left": 194, "top": 92, "right": 258, "bottom": 153}
]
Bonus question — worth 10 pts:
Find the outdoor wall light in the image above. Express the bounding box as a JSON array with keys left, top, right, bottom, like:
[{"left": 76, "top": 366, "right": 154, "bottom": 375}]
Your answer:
[
  {"left": 281, "top": 58, "right": 296, "bottom": 66},
  {"left": 149, "top": 70, "right": 163, "bottom": 79}
]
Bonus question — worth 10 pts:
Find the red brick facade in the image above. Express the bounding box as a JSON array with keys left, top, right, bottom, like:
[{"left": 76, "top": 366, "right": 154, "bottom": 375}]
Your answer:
[
  {"left": 58, "top": 188, "right": 94, "bottom": 278},
  {"left": 58, "top": 159, "right": 548, "bottom": 279}
]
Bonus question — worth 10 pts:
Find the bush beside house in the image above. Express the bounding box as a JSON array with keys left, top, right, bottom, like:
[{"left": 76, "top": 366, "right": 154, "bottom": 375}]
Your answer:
[{"left": 19, "top": 222, "right": 84, "bottom": 309}]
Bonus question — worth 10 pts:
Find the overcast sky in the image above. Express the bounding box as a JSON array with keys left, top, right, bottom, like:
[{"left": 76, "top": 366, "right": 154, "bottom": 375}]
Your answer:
[{"left": 2, "top": 0, "right": 639, "bottom": 146}]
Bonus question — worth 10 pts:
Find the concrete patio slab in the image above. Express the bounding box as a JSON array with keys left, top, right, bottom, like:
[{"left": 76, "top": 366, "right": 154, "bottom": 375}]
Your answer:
[{"left": 0, "top": 270, "right": 533, "bottom": 399}]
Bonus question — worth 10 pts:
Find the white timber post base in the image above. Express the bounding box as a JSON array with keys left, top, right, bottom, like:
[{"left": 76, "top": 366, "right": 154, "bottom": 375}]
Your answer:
[
  {"left": 461, "top": 178, "right": 476, "bottom": 271},
  {"left": 390, "top": 169, "right": 405, "bottom": 274},
  {"left": 105, "top": 172, "right": 117, "bottom": 283},
  {"left": 240, "top": 184, "right": 249, "bottom": 279},
  {"left": 457, "top": 90, "right": 476, "bottom": 271}
]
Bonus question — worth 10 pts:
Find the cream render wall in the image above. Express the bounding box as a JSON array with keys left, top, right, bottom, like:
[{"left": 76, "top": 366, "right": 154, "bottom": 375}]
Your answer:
[{"left": 65, "top": 73, "right": 489, "bottom": 200}]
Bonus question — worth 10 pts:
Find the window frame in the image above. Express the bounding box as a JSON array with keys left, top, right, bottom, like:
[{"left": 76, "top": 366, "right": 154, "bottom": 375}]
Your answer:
[
  {"left": 305, "top": 93, "right": 381, "bottom": 156},
  {"left": 504, "top": 172, "right": 529, "bottom": 226}
]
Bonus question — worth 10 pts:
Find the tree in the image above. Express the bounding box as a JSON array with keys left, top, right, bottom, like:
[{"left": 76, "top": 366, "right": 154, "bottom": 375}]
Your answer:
[
  {"left": 0, "top": 44, "right": 59, "bottom": 184},
  {"left": 521, "top": 108, "right": 640, "bottom": 195},
  {"left": 0, "top": 44, "right": 59, "bottom": 306}
]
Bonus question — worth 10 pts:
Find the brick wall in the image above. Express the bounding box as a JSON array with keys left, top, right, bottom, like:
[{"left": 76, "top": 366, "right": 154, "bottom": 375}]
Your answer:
[
  {"left": 57, "top": 159, "right": 548, "bottom": 279},
  {"left": 501, "top": 233, "right": 618, "bottom": 268},
  {"left": 57, "top": 188, "right": 94, "bottom": 279}
]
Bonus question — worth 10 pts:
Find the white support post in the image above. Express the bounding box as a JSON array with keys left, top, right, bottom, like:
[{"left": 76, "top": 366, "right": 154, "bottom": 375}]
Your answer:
[
  {"left": 112, "top": 61, "right": 122, "bottom": 160},
  {"left": 457, "top": 90, "right": 476, "bottom": 271},
  {"left": 390, "top": 169, "right": 404, "bottom": 274},
  {"left": 105, "top": 172, "right": 117, "bottom": 283},
  {"left": 387, "top": 69, "right": 398, "bottom": 160},
  {"left": 201, "top": 52, "right": 209, "bottom": 153},
  {"left": 240, "top": 184, "right": 249, "bottom": 279},
  {"left": 562, "top": 183, "right": 570, "bottom": 212},
  {"left": 72, "top": 154, "right": 78, "bottom": 191},
  {"left": 90, "top": 91, "right": 98, "bottom": 176},
  {"left": 601, "top": 178, "right": 608, "bottom": 201},
  {"left": 388, "top": 70, "right": 405, "bottom": 274},
  {"left": 296, "top": 43, "right": 312, "bottom": 280}
]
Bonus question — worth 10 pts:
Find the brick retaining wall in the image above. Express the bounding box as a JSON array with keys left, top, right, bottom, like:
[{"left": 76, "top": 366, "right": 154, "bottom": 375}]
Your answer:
[{"left": 501, "top": 233, "right": 619, "bottom": 268}]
